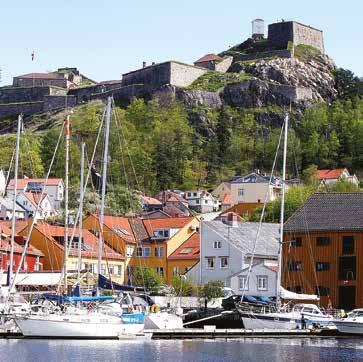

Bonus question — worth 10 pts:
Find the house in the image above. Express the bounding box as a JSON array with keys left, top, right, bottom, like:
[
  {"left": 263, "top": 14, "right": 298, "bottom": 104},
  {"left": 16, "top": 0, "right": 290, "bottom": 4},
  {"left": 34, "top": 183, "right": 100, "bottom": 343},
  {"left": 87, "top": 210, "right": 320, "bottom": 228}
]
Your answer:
[
  {"left": 213, "top": 172, "right": 283, "bottom": 207},
  {"left": 316, "top": 168, "right": 359, "bottom": 186},
  {"left": 7, "top": 178, "right": 64, "bottom": 210},
  {"left": 16, "top": 192, "right": 55, "bottom": 220},
  {"left": 184, "top": 190, "right": 220, "bottom": 213},
  {"left": 194, "top": 54, "right": 233, "bottom": 73},
  {"left": 128, "top": 216, "right": 199, "bottom": 282},
  {"left": 283, "top": 192, "right": 363, "bottom": 310},
  {"left": 140, "top": 195, "right": 163, "bottom": 211},
  {"left": 0, "top": 224, "right": 44, "bottom": 273},
  {"left": 199, "top": 213, "right": 279, "bottom": 287},
  {"left": 221, "top": 202, "right": 262, "bottom": 218},
  {"left": 220, "top": 194, "right": 232, "bottom": 212},
  {"left": 167, "top": 232, "right": 200, "bottom": 284},
  {"left": 155, "top": 190, "right": 190, "bottom": 216},
  {"left": 0, "top": 197, "right": 26, "bottom": 220},
  {"left": 227, "top": 261, "right": 277, "bottom": 296},
  {"left": 19, "top": 222, "right": 125, "bottom": 283}
]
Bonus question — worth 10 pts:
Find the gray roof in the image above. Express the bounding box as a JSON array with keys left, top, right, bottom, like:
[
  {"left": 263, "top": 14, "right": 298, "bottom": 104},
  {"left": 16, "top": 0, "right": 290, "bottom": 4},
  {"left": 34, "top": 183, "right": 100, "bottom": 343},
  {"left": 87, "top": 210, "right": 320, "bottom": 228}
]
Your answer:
[
  {"left": 284, "top": 193, "right": 363, "bottom": 233},
  {"left": 204, "top": 220, "right": 279, "bottom": 257},
  {"left": 230, "top": 172, "right": 282, "bottom": 186}
]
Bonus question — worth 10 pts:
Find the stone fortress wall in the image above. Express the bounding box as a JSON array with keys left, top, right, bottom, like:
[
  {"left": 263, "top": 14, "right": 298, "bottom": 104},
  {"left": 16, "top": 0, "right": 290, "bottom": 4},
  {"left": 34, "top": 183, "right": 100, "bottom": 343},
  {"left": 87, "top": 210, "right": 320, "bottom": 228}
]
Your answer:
[{"left": 268, "top": 21, "right": 324, "bottom": 53}]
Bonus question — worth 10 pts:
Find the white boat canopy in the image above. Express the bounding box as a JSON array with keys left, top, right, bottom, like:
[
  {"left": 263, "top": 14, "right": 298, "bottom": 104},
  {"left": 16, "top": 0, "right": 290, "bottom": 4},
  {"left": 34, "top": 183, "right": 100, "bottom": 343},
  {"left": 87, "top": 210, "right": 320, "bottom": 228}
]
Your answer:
[
  {"left": 0, "top": 272, "right": 62, "bottom": 286},
  {"left": 280, "top": 286, "right": 320, "bottom": 301}
]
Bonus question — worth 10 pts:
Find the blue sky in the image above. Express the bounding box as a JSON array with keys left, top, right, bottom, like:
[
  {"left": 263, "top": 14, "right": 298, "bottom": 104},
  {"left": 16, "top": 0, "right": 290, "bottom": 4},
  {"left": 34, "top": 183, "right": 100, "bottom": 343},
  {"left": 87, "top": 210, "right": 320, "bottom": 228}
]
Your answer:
[{"left": 1, "top": 1, "right": 362, "bottom": 85}]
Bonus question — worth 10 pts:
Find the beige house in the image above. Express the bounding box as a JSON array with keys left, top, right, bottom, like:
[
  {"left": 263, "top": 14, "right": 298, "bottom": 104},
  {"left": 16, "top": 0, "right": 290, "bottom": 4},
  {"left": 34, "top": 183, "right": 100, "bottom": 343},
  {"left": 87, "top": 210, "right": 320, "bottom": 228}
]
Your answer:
[{"left": 213, "top": 172, "right": 283, "bottom": 206}]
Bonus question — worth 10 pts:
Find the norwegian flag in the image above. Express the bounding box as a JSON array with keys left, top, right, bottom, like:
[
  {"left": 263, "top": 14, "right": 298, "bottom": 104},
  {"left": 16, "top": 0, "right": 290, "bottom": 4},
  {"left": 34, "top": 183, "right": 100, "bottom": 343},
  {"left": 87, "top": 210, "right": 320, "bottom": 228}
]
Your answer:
[{"left": 31, "top": 51, "right": 35, "bottom": 61}]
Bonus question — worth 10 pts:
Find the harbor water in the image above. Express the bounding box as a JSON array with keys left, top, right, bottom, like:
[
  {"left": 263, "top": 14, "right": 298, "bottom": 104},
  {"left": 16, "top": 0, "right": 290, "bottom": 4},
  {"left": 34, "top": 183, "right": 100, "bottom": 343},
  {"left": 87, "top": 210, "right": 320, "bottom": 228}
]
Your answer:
[{"left": 0, "top": 338, "right": 362, "bottom": 361}]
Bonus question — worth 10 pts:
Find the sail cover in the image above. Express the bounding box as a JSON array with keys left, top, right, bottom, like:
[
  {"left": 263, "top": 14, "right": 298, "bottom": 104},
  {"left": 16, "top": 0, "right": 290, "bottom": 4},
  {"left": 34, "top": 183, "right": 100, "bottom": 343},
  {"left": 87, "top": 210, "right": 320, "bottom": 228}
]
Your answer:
[
  {"left": 98, "top": 274, "right": 144, "bottom": 292},
  {"left": 280, "top": 286, "right": 320, "bottom": 301}
]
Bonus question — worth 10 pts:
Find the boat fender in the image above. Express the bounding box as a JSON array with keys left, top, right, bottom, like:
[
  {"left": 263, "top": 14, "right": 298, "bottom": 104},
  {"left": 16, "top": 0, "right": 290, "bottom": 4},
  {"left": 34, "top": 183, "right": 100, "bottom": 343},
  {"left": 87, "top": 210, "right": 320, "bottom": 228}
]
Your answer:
[{"left": 151, "top": 304, "right": 160, "bottom": 313}]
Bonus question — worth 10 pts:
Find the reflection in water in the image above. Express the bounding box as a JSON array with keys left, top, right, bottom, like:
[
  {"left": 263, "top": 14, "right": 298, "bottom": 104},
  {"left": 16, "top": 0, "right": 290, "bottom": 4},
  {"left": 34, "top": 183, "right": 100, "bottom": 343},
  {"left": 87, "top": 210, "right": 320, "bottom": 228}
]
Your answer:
[{"left": 1, "top": 338, "right": 363, "bottom": 362}]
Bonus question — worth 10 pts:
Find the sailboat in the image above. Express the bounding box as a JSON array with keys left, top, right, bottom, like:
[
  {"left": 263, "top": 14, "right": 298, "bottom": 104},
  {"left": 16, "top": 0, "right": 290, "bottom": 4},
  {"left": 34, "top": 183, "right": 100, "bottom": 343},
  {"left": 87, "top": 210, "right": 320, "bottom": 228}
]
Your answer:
[
  {"left": 13, "top": 98, "right": 144, "bottom": 338},
  {"left": 237, "top": 113, "right": 333, "bottom": 330}
]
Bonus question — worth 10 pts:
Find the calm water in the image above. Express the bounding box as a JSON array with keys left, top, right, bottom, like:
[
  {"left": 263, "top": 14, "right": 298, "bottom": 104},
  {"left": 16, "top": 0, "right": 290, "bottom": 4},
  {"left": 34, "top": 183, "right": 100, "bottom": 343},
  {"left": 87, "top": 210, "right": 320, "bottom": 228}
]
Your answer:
[{"left": 0, "top": 338, "right": 362, "bottom": 362}]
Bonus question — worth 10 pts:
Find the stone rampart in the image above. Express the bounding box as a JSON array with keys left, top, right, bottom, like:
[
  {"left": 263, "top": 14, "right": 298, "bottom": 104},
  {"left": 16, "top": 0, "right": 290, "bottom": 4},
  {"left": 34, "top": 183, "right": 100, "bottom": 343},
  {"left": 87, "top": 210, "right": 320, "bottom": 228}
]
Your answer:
[
  {"left": 268, "top": 21, "right": 324, "bottom": 53},
  {"left": 122, "top": 62, "right": 206, "bottom": 88},
  {"left": 0, "top": 102, "right": 44, "bottom": 120},
  {"left": 0, "top": 86, "right": 67, "bottom": 104},
  {"left": 13, "top": 77, "right": 68, "bottom": 88},
  {"left": 43, "top": 95, "right": 77, "bottom": 112},
  {"left": 235, "top": 49, "right": 292, "bottom": 63}
]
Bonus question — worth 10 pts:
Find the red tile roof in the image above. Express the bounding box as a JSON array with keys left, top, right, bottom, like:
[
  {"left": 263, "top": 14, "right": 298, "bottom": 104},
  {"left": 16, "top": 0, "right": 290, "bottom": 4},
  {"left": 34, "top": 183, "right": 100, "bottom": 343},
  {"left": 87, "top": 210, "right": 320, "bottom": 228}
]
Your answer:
[
  {"left": 16, "top": 73, "right": 64, "bottom": 80},
  {"left": 316, "top": 168, "right": 346, "bottom": 180},
  {"left": 8, "top": 178, "right": 63, "bottom": 190},
  {"left": 0, "top": 220, "right": 28, "bottom": 234},
  {"left": 101, "top": 215, "right": 135, "bottom": 243},
  {"left": 34, "top": 222, "right": 124, "bottom": 260},
  {"left": 21, "top": 192, "right": 49, "bottom": 210},
  {"left": 168, "top": 233, "right": 200, "bottom": 260},
  {"left": 142, "top": 216, "right": 193, "bottom": 237},
  {"left": 195, "top": 54, "right": 221, "bottom": 64},
  {"left": 141, "top": 195, "right": 162, "bottom": 205}
]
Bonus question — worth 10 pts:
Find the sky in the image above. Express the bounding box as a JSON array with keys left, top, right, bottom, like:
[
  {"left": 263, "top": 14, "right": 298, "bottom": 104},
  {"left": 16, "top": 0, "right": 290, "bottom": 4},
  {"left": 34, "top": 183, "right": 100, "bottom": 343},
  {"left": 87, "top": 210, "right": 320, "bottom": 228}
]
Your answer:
[{"left": 1, "top": 0, "right": 362, "bottom": 85}]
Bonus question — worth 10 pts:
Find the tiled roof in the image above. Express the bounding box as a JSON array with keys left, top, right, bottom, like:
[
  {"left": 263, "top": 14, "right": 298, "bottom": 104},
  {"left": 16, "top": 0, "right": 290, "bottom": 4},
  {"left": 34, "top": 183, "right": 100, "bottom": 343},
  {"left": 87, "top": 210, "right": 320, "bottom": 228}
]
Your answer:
[
  {"left": 21, "top": 192, "right": 48, "bottom": 210},
  {"left": 0, "top": 220, "right": 28, "bottom": 234},
  {"left": 316, "top": 168, "right": 346, "bottom": 180},
  {"left": 8, "top": 178, "right": 63, "bottom": 190},
  {"left": 16, "top": 73, "right": 64, "bottom": 79},
  {"left": 142, "top": 217, "right": 193, "bottom": 237},
  {"left": 129, "top": 218, "right": 149, "bottom": 243},
  {"left": 155, "top": 191, "right": 188, "bottom": 205},
  {"left": 141, "top": 195, "right": 162, "bottom": 205},
  {"left": 284, "top": 192, "right": 363, "bottom": 232},
  {"left": 204, "top": 220, "right": 279, "bottom": 257},
  {"left": 34, "top": 222, "right": 124, "bottom": 260},
  {"left": 195, "top": 54, "right": 221, "bottom": 63},
  {"left": 168, "top": 233, "right": 200, "bottom": 260},
  {"left": 101, "top": 215, "right": 135, "bottom": 243}
]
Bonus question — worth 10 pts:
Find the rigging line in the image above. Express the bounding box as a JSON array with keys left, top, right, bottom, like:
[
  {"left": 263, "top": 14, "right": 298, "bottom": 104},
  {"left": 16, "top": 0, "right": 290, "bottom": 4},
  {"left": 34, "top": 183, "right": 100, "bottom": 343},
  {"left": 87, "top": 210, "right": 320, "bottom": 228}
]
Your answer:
[
  {"left": 240, "top": 118, "right": 285, "bottom": 303},
  {"left": 5, "top": 148, "right": 15, "bottom": 188},
  {"left": 8, "top": 120, "right": 65, "bottom": 294},
  {"left": 56, "top": 107, "right": 106, "bottom": 292}
]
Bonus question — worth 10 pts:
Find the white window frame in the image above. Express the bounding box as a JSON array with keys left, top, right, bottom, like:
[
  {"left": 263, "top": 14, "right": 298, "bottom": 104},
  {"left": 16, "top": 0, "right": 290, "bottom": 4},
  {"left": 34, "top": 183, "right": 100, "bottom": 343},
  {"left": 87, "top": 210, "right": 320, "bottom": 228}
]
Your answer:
[
  {"left": 136, "top": 247, "right": 143, "bottom": 257},
  {"left": 126, "top": 245, "right": 134, "bottom": 257},
  {"left": 143, "top": 247, "right": 151, "bottom": 257},
  {"left": 220, "top": 256, "right": 229, "bottom": 269},
  {"left": 173, "top": 266, "right": 179, "bottom": 276},
  {"left": 238, "top": 188, "right": 244, "bottom": 197},
  {"left": 257, "top": 275, "right": 268, "bottom": 291},
  {"left": 156, "top": 267, "right": 164, "bottom": 276},
  {"left": 206, "top": 257, "right": 215, "bottom": 269},
  {"left": 213, "top": 241, "right": 222, "bottom": 249},
  {"left": 239, "top": 276, "right": 249, "bottom": 291}
]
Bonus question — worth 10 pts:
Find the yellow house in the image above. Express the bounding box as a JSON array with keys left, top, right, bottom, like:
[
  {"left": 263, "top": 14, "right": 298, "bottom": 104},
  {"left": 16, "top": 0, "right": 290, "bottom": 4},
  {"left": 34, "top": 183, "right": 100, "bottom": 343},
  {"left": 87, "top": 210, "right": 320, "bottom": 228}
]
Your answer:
[
  {"left": 19, "top": 221, "right": 125, "bottom": 284},
  {"left": 128, "top": 216, "right": 199, "bottom": 283},
  {"left": 167, "top": 232, "right": 200, "bottom": 284}
]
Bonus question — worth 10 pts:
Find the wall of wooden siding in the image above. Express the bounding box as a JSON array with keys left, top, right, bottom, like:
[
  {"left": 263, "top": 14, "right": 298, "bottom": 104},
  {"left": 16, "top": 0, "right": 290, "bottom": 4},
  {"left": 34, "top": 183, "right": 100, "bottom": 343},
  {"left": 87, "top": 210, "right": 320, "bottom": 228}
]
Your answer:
[{"left": 282, "top": 231, "right": 363, "bottom": 308}]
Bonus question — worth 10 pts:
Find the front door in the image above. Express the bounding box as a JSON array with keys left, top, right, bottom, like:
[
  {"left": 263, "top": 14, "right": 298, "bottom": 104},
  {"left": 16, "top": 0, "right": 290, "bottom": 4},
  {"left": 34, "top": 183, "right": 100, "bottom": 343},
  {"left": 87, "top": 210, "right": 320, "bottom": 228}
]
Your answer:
[{"left": 338, "top": 286, "right": 356, "bottom": 310}]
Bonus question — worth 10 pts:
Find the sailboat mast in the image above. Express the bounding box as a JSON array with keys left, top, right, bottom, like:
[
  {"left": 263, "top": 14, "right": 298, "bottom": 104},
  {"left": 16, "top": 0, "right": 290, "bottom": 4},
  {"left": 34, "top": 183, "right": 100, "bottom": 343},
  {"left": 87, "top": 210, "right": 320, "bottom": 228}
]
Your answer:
[
  {"left": 9, "top": 114, "right": 22, "bottom": 286},
  {"left": 78, "top": 142, "right": 85, "bottom": 284},
  {"left": 276, "top": 112, "right": 288, "bottom": 305},
  {"left": 63, "top": 114, "right": 71, "bottom": 293},
  {"left": 97, "top": 97, "right": 112, "bottom": 294}
]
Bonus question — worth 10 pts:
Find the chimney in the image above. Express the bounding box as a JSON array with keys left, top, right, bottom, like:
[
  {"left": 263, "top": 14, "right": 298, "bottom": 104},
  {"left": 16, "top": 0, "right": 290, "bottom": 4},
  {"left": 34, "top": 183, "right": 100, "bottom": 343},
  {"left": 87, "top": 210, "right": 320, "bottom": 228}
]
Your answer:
[
  {"left": 227, "top": 212, "right": 239, "bottom": 228},
  {"left": 142, "top": 61, "right": 146, "bottom": 68}
]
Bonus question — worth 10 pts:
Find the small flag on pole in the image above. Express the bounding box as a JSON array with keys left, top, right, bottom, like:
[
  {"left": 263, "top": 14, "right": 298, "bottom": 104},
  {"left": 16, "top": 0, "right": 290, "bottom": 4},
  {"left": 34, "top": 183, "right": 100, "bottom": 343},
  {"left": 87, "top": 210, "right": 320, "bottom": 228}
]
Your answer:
[{"left": 31, "top": 51, "right": 35, "bottom": 61}]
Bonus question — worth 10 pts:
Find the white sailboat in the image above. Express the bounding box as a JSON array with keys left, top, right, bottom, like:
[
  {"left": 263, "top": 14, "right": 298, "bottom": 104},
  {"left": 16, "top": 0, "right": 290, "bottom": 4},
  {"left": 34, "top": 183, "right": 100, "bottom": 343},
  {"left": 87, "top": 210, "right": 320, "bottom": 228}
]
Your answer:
[
  {"left": 238, "top": 113, "right": 333, "bottom": 330},
  {"left": 13, "top": 98, "right": 144, "bottom": 338}
]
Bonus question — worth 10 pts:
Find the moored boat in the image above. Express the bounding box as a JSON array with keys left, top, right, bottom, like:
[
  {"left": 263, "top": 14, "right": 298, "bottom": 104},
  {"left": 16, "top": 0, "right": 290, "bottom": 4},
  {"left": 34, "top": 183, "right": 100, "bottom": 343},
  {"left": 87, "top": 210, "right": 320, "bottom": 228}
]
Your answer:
[{"left": 334, "top": 309, "right": 363, "bottom": 334}]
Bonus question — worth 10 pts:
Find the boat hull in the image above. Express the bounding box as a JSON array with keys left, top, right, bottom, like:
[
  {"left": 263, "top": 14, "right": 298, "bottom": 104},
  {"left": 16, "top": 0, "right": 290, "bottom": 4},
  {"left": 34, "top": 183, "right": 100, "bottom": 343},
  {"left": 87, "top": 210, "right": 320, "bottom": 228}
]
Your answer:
[
  {"left": 240, "top": 312, "right": 296, "bottom": 330},
  {"left": 334, "top": 320, "right": 363, "bottom": 335},
  {"left": 144, "top": 312, "right": 183, "bottom": 330},
  {"left": 15, "top": 316, "right": 144, "bottom": 339}
]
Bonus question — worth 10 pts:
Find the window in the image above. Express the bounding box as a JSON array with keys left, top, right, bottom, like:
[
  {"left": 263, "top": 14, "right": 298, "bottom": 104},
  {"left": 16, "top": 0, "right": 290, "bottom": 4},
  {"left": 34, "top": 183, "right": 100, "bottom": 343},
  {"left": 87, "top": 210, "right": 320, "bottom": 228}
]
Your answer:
[
  {"left": 287, "top": 260, "right": 302, "bottom": 271},
  {"left": 196, "top": 199, "right": 200, "bottom": 204},
  {"left": 342, "top": 236, "right": 355, "bottom": 255},
  {"left": 204, "top": 200, "right": 208, "bottom": 204},
  {"left": 316, "top": 286, "right": 330, "bottom": 297},
  {"left": 316, "top": 262, "right": 330, "bottom": 271},
  {"left": 220, "top": 257, "right": 229, "bottom": 269},
  {"left": 206, "top": 257, "right": 215, "bottom": 269},
  {"left": 143, "top": 247, "right": 151, "bottom": 257},
  {"left": 213, "top": 241, "right": 222, "bottom": 249},
  {"left": 34, "top": 261, "right": 43, "bottom": 271},
  {"left": 126, "top": 245, "right": 134, "bottom": 257},
  {"left": 193, "top": 192, "right": 197, "bottom": 197},
  {"left": 257, "top": 276, "right": 268, "bottom": 291},
  {"left": 339, "top": 256, "right": 356, "bottom": 280},
  {"left": 155, "top": 246, "right": 165, "bottom": 257},
  {"left": 153, "top": 229, "right": 169, "bottom": 239},
  {"left": 238, "top": 189, "right": 244, "bottom": 197},
  {"left": 173, "top": 267, "right": 179, "bottom": 276},
  {"left": 114, "top": 265, "right": 122, "bottom": 276},
  {"left": 187, "top": 192, "right": 192, "bottom": 197},
  {"left": 136, "top": 247, "right": 143, "bottom": 257},
  {"left": 291, "top": 237, "right": 302, "bottom": 247},
  {"left": 317, "top": 237, "right": 330, "bottom": 246},
  {"left": 101, "top": 264, "right": 106, "bottom": 275},
  {"left": 156, "top": 267, "right": 164, "bottom": 276},
  {"left": 239, "top": 276, "right": 248, "bottom": 291}
]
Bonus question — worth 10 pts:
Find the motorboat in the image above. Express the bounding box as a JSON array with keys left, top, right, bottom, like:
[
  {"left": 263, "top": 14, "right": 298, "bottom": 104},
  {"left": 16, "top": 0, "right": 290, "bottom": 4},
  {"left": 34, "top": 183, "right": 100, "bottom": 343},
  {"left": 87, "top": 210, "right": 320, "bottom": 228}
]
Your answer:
[{"left": 334, "top": 309, "right": 363, "bottom": 334}]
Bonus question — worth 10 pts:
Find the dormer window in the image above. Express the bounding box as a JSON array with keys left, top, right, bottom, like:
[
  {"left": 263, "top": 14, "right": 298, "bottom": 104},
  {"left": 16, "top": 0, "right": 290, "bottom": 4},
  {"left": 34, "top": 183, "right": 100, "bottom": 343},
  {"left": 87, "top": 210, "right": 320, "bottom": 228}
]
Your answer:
[{"left": 153, "top": 229, "right": 169, "bottom": 239}]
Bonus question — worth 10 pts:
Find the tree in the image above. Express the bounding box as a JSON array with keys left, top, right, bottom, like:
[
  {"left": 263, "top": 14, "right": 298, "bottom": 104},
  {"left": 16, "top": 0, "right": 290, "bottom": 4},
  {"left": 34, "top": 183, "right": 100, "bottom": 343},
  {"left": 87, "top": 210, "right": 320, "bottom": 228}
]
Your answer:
[
  {"left": 198, "top": 280, "right": 224, "bottom": 310},
  {"left": 333, "top": 68, "right": 362, "bottom": 100},
  {"left": 133, "top": 267, "right": 163, "bottom": 294},
  {"left": 171, "top": 275, "right": 197, "bottom": 297},
  {"left": 327, "top": 179, "right": 361, "bottom": 193},
  {"left": 301, "top": 165, "right": 318, "bottom": 186}
]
